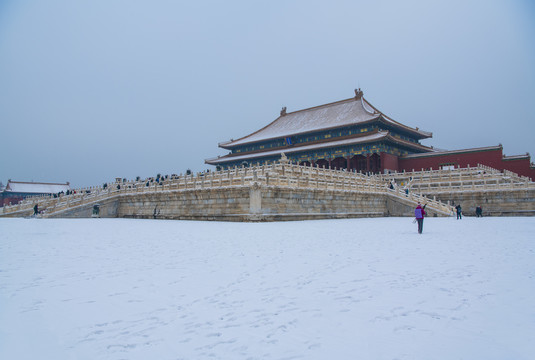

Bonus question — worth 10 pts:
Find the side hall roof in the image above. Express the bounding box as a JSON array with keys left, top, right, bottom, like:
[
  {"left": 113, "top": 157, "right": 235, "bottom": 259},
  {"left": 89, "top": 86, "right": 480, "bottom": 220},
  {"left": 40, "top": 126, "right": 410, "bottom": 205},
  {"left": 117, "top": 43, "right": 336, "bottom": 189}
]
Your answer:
[
  {"left": 4, "top": 180, "right": 71, "bottom": 194},
  {"left": 400, "top": 145, "right": 503, "bottom": 159},
  {"left": 219, "top": 90, "right": 432, "bottom": 149}
]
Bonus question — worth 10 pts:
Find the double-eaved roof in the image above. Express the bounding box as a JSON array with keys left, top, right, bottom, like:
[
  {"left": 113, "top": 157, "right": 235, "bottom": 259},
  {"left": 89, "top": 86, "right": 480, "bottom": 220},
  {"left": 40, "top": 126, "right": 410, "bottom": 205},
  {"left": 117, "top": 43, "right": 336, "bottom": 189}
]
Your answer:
[
  {"left": 206, "top": 91, "right": 434, "bottom": 166},
  {"left": 208, "top": 131, "right": 433, "bottom": 165},
  {"left": 219, "top": 91, "right": 432, "bottom": 149}
]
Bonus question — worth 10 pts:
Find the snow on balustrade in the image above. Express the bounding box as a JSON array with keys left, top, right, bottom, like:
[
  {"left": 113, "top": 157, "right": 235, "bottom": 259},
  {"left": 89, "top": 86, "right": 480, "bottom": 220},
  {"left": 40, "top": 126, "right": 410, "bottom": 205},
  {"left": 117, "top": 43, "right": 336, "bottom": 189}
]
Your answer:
[
  {"left": 5, "top": 162, "right": 532, "bottom": 218},
  {"left": 381, "top": 164, "right": 534, "bottom": 195}
]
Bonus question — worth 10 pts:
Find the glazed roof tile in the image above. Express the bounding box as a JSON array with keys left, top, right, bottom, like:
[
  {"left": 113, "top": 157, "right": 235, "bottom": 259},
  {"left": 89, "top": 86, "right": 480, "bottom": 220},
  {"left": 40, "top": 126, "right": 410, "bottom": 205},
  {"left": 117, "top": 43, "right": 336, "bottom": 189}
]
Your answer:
[{"left": 220, "top": 94, "right": 431, "bottom": 149}]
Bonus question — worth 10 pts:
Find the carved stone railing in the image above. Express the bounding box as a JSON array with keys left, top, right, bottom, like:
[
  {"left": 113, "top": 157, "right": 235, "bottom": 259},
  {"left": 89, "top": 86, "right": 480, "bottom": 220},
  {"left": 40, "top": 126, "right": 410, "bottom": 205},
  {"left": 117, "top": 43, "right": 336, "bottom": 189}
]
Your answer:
[
  {"left": 380, "top": 164, "right": 534, "bottom": 195},
  {"left": 1, "top": 161, "right": 456, "bottom": 218},
  {"left": 385, "top": 186, "right": 454, "bottom": 216}
]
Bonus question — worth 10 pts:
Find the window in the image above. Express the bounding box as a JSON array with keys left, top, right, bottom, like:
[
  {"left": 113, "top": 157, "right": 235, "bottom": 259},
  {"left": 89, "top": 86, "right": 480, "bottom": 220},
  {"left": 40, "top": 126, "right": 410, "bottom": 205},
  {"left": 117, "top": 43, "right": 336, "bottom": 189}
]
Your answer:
[{"left": 440, "top": 163, "right": 456, "bottom": 170}]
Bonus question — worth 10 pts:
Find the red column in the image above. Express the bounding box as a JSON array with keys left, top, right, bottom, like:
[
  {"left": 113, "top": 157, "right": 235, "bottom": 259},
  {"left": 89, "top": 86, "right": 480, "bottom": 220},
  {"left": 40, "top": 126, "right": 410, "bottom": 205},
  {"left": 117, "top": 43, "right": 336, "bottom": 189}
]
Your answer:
[
  {"left": 366, "top": 154, "right": 370, "bottom": 172},
  {"left": 328, "top": 158, "right": 332, "bottom": 169}
]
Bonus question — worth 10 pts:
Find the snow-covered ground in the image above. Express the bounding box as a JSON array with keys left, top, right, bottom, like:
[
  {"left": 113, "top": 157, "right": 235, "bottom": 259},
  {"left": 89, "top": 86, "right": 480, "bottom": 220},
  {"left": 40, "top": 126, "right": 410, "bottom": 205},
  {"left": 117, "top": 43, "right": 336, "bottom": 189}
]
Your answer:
[{"left": 0, "top": 217, "right": 534, "bottom": 360}]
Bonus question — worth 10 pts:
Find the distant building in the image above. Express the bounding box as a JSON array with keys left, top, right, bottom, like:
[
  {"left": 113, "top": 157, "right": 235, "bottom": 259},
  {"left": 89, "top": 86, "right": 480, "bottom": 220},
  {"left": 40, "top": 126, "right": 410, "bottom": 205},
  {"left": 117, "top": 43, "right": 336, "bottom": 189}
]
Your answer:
[
  {"left": 0, "top": 180, "right": 71, "bottom": 207},
  {"left": 206, "top": 89, "right": 535, "bottom": 179}
]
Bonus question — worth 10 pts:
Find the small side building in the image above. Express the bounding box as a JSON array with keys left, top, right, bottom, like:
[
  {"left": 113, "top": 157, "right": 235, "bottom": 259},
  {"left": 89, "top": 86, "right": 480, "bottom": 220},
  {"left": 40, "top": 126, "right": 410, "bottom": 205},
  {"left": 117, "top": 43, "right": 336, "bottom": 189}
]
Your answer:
[{"left": 0, "top": 180, "right": 71, "bottom": 207}]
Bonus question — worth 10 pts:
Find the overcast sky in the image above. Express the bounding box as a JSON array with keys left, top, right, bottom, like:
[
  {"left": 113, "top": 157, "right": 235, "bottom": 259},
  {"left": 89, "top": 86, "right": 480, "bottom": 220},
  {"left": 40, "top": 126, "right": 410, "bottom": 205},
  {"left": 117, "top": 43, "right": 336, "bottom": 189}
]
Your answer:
[{"left": 1, "top": 0, "right": 534, "bottom": 188}]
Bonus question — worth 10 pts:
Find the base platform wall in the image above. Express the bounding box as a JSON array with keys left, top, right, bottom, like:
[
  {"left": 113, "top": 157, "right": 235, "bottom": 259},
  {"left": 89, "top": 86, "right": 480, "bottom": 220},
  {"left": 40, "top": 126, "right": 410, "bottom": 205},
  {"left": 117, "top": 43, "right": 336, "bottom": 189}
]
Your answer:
[
  {"left": 9, "top": 184, "right": 534, "bottom": 221},
  {"left": 116, "top": 186, "right": 393, "bottom": 221},
  {"left": 45, "top": 186, "right": 421, "bottom": 221},
  {"left": 428, "top": 189, "right": 535, "bottom": 217}
]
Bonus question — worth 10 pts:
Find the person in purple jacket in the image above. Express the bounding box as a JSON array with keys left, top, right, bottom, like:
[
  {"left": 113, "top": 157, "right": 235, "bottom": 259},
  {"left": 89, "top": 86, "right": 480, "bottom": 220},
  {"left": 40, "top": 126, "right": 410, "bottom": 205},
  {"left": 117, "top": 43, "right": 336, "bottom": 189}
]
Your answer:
[{"left": 415, "top": 202, "right": 426, "bottom": 234}]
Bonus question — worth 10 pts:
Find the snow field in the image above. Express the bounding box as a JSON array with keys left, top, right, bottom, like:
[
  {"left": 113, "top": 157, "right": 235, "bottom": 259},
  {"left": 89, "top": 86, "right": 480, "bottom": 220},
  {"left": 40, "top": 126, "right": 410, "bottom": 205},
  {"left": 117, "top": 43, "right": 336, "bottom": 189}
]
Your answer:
[{"left": 0, "top": 217, "right": 534, "bottom": 360}]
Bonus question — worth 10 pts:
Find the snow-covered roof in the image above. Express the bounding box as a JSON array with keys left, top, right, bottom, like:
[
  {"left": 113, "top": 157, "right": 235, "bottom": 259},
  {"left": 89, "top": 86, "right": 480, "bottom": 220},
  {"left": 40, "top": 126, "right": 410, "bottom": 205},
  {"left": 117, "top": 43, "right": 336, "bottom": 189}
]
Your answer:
[
  {"left": 207, "top": 131, "right": 432, "bottom": 165},
  {"left": 503, "top": 154, "right": 530, "bottom": 161},
  {"left": 4, "top": 181, "right": 71, "bottom": 194},
  {"left": 400, "top": 145, "right": 502, "bottom": 159},
  {"left": 220, "top": 92, "right": 431, "bottom": 149}
]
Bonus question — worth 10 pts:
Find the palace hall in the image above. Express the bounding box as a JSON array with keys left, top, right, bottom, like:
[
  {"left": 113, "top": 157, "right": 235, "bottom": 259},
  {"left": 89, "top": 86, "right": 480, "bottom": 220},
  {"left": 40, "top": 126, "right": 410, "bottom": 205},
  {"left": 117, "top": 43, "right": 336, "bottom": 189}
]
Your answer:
[{"left": 206, "top": 90, "right": 535, "bottom": 179}]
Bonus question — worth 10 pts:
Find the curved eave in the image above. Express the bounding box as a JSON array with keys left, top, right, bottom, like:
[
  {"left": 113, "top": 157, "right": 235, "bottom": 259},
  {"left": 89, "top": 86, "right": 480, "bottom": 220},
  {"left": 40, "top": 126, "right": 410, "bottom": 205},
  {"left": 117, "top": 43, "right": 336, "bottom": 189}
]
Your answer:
[
  {"left": 383, "top": 134, "right": 435, "bottom": 152},
  {"left": 207, "top": 131, "right": 394, "bottom": 165},
  {"left": 219, "top": 140, "right": 232, "bottom": 148},
  {"left": 220, "top": 96, "right": 379, "bottom": 150},
  {"left": 361, "top": 97, "right": 432, "bottom": 139},
  {"left": 379, "top": 116, "right": 432, "bottom": 139},
  {"left": 219, "top": 114, "right": 288, "bottom": 150},
  {"left": 221, "top": 96, "right": 431, "bottom": 150},
  {"left": 220, "top": 115, "right": 383, "bottom": 150},
  {"left": 220, "top": 115, "right": 430, "bottom": 150}
]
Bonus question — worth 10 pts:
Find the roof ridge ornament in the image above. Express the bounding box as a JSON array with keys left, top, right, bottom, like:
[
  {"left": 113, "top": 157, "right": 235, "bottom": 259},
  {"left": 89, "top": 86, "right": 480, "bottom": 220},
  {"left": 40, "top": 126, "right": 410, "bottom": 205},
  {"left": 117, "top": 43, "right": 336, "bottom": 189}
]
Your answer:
[
  {"left": 354, "top": 88, "right": 363, "bottom": 99},
  {"left": 280, "top": 107, "right": 287, "bottom": 116}
]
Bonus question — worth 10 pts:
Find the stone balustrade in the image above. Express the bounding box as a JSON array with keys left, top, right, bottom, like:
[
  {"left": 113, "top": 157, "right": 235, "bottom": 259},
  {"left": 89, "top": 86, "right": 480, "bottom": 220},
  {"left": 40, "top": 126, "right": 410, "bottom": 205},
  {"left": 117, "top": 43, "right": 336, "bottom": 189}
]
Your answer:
[
  {"left": 4, "top": 161, "right": 534, "bottom": 219},
  {"left": 1, "top": 162, "right": 399, "bottom": 217},
  {"left": 381, "top": 164, "right": 534, "bottom": 195}
]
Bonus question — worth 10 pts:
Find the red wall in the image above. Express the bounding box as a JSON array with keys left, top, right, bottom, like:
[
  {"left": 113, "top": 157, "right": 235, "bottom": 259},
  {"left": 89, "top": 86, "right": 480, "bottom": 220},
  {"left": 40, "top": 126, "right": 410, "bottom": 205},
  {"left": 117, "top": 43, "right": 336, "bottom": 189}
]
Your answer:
[
  {"left": 0, "top": 194, "right": 23, "bottom": 207},
  {"left": 398, "top": 147, "right": 535, "bottom": 180},
  {"left": 381, "top": 152, "right": 399, "bottom": 173},
  {"left": 399, "top": 148, "right": 502, "bottom": 171},
  {"left": 500, "top": 158, "right": 535, "bottom": 179}
]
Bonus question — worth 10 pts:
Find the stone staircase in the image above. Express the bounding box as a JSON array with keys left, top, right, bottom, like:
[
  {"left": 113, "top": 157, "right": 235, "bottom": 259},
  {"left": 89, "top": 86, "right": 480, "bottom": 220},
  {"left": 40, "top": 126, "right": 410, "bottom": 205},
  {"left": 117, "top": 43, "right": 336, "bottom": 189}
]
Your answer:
[{"left": 381, "top": 164, "right": 534, "bottom": 195}]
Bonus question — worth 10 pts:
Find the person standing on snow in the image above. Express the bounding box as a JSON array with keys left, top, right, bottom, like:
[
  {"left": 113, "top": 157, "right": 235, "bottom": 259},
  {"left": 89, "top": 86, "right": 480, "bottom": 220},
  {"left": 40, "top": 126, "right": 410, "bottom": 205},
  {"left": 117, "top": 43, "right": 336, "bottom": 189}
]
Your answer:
[
  {"left": 455, "top": 204, "right": 462, "bottom": 219},
  {"left": 415, "top": 202, "right": 426, "bottom": 234}
]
